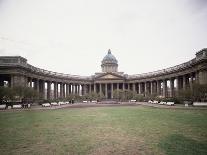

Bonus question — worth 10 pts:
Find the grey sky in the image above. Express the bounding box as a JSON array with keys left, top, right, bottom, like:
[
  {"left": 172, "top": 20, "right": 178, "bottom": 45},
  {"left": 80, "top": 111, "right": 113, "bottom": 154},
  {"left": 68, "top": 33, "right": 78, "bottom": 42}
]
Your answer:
[{"left": 0, "top": 0, "right": 206, "bottom": 76}]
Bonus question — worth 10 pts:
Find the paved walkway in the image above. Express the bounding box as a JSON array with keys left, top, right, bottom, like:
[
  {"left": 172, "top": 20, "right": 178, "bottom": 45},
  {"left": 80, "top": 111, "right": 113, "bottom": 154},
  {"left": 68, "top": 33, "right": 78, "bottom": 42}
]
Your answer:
[{"left": 0, "top": 102, "right": 207, "bottom": 112}]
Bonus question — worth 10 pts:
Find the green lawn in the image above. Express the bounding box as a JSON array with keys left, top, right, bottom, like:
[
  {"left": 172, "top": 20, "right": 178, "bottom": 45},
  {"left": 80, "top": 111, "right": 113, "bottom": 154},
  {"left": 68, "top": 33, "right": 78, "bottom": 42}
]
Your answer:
[{"left": 0, "top": 106, "right": 207, "bottom": 155}]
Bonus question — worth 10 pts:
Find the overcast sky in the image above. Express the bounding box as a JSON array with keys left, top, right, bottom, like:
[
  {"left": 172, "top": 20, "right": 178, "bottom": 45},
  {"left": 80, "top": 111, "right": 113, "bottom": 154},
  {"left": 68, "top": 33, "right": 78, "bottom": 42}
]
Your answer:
[{"left": 0, "top": 0, "right": 207, "bottom": 76}]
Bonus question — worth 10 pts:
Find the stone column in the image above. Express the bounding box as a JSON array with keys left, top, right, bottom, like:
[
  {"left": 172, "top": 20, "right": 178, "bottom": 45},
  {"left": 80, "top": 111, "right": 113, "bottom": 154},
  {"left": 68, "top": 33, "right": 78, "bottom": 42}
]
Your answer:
[
  {"left": 111, "top": 83, "right": 113, "bottom": 98},
  {"left": 154, "top": 81, "right": 157, "bottom": 94},
  {"left": 81, "top": 85, "right": 83, "bottom": 95},
  {"left": 170, "top": 78, "right": 174, "bottom": 97},
  {"left": 94, "top": 83, "right": 96, "bottom": 93},
  {"left": 73, "top": 84, "right": 75, "bottom": 95},
  {"left": 29, "top": 78, "right": 33, "bottom": 88},
  {"left": 123, "top": 83, "right": 125, "bottom": 91},
  {"left": 88, "top": 84, "right": 91, "bottom": 94},
  {"left": 76, "top": 84, "right": 78, "bottom": 95},
  {"left": 8, "top": 76, "right": 13, "bottom": 87},
  {"left": 79, "top": 84, "right": 81, "bottom": 96},
  {"left": 84, "top": 84, "right": 86, "bottom": 94},
  {"left": 82, "top": 85, "right": 84, "bottom": 96},
  {"left": 54, "top": 82, "right": 57, "bottom": 99},
  {"left": 144, "top": 82, "right": 147, "bottom": 96},
  {"left": 36, "top": 79, "right": 40, "bottom": 98},
  {"left": 71, "top": 84, "right": 73, "bottom": 95},
  {"left": 99, "top": 83, "right": 102, "bottom": 95},
  {"left": 175, "top": 77, "right": 179, "bottom": 96},
  {"left": 138, "top": 83, "right": 141, "bottom": 94},
  {"left": 133, "top": 83, "right": 136, "bottom": 93},
  {"left": 66, "top": 84, "right": 69, "bottom": 97},
  {"left": 41, "top": 80, "right": 45, "bottom": 99},
  {"left": 64, "top": 83, "right": 68, "bottom": 98},
  {"left": 128, "top": 83, "right": 130, "bottom": 90},
  {"left": 80, "top": 84, "right": 82, "bottom": 95},
  {"left": 47, "top": 81, "right": 51, "bottom": 100},
  {"left": 60, "top": 83, "right": 63, "bottom": 98},
  {"left": 183, "top": 75, "right": 186, "bottom": 90},
  {"left": 78, "top": 84, "right": 80, "bottom": 96},
  {"left": 150, "top": 81, "right": 153, "bottom": 95},
  {"left": 63, "top": 84, "right": 66, "bottom": 98},
  {"left": 84, "top": 84, "right": 87, "bottom": 95},
  {"left": 117, "top": 83, "right": 119, "bottom": 90},
  {"left": 105, "top": 83, "right": 108, "bottom": 99},
  {"left": 34, "top": 79, "right": 39, "bottom": 94},
  {"left": 73, "top": 83, "right": 77, "bottom": 94},
  {"left": 163, "top": 80, "right": 167, "bottom": 97},
  {"left": 157, "top": 81, "right": 161, "bottom": 96},
  {"left": 189, "top": 73, "right": 194, "bottom": 89},
  {"left": 80, "top": 85, "right": 83, "bottom": 95}
]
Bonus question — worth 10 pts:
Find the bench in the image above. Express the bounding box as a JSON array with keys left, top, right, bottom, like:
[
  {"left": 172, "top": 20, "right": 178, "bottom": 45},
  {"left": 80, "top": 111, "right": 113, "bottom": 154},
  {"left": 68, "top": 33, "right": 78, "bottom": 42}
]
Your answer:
[
  {"left": 159, "top": 101, "right": 166, "bottom": 105},
  {"left": 58, "top": 102, "right": 63, "bottom": 105},
  {"left": 130, "top": 100, "right": 136, "bottom": 102},
  {"left": 13, "top": 104, "right": 22, "bottom": 109},
  {"left": 42, "top": 103, "right": 51, "bottom": 107},
  {"left": 166, "top": 102, "right": 175, "bottom": 106},
  {"left": 59, "top": 102, "right": 66, "bottom": 105},
  {"left": 148, "top": 100, "right": 153, "bottom": 103},
  {"left": 193, "top": 102, "right": 207, "bottom": 106},
  {"left": 51, "top": 102, "right": 59, "bottom": 106},
  {"left": 92, "top": 100, "right": 97, "bottom": 103},
  {"left": 152, "top": 100, "right": 159, "bottom": 104},
  {"left": 0, "top": 104, "right": 6, "bottom": 109}
]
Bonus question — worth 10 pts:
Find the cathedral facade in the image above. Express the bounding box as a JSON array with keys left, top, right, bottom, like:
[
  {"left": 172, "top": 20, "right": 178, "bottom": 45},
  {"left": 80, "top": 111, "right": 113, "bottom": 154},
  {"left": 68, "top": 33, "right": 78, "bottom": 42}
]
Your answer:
[{"left": 0, "top": 48, "right": 207, "bottom": 99}]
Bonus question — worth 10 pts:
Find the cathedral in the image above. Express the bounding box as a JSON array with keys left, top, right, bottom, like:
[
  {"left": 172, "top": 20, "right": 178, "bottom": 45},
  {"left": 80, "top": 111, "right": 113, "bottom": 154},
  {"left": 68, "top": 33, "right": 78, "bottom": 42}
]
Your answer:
[{"left": 0, "top": 48, "right": 207, "bottom": 99}]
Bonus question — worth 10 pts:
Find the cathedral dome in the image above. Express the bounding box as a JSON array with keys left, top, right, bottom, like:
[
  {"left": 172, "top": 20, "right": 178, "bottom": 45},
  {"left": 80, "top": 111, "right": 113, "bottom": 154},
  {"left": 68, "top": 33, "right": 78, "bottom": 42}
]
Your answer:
[
  {"left": 101, "top": 49, "right": 118, "bottom": 72},
  {"left": 102, "top": 49, "right": 118, "bottom": 65}
]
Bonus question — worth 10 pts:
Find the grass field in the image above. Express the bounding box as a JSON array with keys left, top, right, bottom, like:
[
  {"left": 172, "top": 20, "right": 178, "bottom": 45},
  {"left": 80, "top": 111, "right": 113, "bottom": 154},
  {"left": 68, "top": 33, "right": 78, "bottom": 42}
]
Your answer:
[{"left": 0, "top": 106, "right": 207, "bottom": 155}]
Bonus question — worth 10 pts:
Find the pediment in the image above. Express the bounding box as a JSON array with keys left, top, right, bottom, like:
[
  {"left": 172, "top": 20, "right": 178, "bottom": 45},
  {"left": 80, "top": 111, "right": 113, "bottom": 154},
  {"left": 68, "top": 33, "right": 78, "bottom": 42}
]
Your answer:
[
  {"left": 100, "top": 74, "right": 119, "bottom": 79},
  {"left": 95, "top": 73, "right": 125, "bottom": 80}
]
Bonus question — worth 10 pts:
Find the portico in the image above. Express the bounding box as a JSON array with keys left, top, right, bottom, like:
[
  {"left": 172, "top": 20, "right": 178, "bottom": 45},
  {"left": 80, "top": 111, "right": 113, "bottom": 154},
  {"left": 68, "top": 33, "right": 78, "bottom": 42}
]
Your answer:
[{"left": 93, "top": 82, "right": 126, "bottom": 99}]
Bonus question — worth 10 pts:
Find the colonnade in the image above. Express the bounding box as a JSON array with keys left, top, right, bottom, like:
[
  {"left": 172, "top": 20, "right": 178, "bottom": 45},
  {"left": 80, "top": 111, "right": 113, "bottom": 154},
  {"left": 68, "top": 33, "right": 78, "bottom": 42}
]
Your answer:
[
  {"left": 133, "top": 72, "right": 196, "bottom": 98},
  {"left": 0, "top": 48, "right": 206, "bottom": 100},
  {"left": 26, "top": 78, "right": 88, "bottom": 100},
  {"left": 86, "top": 72, "right": 197, "bottom": 99},
  {"left": 0, "top": 71, "right": 199, "bottom": 100}
]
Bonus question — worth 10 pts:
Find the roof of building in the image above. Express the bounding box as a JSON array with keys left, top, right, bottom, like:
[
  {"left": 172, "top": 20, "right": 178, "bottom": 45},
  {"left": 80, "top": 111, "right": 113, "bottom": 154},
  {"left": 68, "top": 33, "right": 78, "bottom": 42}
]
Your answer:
[{"left": 102, "top": 49, "right": 118, "bottom": 64}]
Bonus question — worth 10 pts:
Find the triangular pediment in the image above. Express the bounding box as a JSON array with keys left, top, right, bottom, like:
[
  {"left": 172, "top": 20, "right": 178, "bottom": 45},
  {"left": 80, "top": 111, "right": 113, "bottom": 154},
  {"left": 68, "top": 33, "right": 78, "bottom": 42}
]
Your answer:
[
  {"left": 100, "top": 74, "right": 119, "bottom": 79},
  {"left": 95, "top": 72, "right": 125, "bottom": 80}
]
